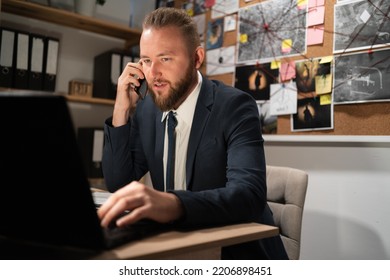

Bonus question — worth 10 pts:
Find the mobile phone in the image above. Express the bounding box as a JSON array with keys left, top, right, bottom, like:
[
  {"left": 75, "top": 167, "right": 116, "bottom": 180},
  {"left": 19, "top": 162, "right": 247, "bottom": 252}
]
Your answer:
[{"left": 134, "top": 78, "right": 148, "bottom": 100}]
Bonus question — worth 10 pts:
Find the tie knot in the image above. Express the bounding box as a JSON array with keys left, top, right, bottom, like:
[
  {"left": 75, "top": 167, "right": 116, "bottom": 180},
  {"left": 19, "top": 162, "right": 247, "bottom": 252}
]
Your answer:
[{"left": 168, "top": 111, "right": 177, "bottom": 129}]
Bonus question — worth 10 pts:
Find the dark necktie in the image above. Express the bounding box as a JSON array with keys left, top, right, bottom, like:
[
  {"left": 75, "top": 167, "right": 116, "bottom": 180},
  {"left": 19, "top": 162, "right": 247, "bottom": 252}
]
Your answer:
[{"left": 166, "top": 111, "right": 177, "bottom": 190}]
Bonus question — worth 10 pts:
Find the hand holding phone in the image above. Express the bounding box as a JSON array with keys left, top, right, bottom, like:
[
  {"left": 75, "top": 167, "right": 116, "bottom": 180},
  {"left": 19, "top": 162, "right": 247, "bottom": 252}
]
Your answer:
[{"left": 134, "top": 78, "right": 148, "bottom": 100}]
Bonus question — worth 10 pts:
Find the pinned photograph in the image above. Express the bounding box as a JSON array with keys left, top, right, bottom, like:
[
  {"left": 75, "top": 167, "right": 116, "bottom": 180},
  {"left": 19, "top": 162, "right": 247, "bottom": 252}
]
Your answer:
[
  {"left": 295, "top": 58, "right": 332, "bottom": 99},
  {"left": 270, "top": 82, "right": 298, "bottom": 116},
  {"left": 291, "top": 97, "right": 333, "bottom": 132},
  {"left": 206, "top": 18, "right": 224, "bottom": 50},
  {"left": 257, "top": 101, "right": 277, "bottom": 134},
  {"left": 333, "top": 48, "right": 390, "bottom": 104},
  {"left": 237, "top": 0, "right": 306, "bottom": 63},
  {"left": 192, "top": 13, "right": 206, "bottom": 42},
  {"left": 234, "top": 63, "right": 279, "bottom": 101},
  {"left": 206, "top": 46, "right": 235, "bottom": 76},
  {"left": 334, "top": 0, "right": 390, "bottom": 53}
]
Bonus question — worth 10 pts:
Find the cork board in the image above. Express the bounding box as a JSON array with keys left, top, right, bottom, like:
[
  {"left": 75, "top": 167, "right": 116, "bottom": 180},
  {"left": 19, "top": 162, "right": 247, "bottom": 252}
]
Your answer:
[{"left": 175, "top": 0, "right": 390, "bottom": 135}]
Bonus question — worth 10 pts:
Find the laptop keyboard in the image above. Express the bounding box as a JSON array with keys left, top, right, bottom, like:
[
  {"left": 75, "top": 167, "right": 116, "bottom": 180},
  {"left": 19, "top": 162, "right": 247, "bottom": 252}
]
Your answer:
[
  {"left": 103, "top": 219, "right": 167, "bottom": 249},
  {"left": 91, "top": 190, "right": 171, "bottom": 249}
]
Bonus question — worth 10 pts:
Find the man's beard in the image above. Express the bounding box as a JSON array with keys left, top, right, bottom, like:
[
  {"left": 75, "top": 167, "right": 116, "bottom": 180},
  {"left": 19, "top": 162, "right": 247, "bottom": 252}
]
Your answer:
[{"left": 149, "top": 62, "right": 196, "bottom": 112}]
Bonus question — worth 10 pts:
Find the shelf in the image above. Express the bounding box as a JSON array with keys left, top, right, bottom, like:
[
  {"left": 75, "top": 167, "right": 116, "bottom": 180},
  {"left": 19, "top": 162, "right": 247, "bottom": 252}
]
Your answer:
[
  {"left": 66, "top": 95, "right": 114, "bottom": 106},
  {"left": 1, "top": 0, "right": 142, "bottom": 46},
  {"left": 0, "top": 88, "right": 114, "bottom": 105}
]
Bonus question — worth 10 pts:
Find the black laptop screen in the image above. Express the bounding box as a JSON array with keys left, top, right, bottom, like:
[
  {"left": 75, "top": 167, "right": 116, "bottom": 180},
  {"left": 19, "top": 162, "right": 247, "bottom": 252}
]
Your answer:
[{"left": 0, "top": 94, "right": 106, "bottom": 250}]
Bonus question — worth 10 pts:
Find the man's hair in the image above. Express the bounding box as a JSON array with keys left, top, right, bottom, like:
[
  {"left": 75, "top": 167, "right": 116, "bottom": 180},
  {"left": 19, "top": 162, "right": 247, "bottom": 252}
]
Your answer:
[{"left": 143, "top": 7, "right": 200, "bottom": 52}]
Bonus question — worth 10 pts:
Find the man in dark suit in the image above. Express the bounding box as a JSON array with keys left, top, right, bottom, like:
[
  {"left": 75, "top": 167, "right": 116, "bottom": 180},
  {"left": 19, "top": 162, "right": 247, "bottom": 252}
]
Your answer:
[{"left": 98, "top": 7, "right": 288, "bottom": 260}]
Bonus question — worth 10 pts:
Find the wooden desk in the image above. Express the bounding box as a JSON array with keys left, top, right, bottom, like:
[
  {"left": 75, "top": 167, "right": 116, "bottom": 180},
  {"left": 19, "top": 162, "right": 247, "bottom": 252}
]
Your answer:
[
  {"left": 96, "top": 222, "right": 279, "bottom": 260},
  {"left": 90, "top": 189, "right": 280, "bottom": 259},
  {"left": 0, "top": 223, "right": 278, "bottom": 260}
]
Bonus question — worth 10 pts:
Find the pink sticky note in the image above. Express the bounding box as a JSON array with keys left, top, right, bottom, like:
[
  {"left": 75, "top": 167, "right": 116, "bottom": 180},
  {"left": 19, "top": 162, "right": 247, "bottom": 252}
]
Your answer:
[
  {"left": 309, "top": 0, "right": 325, "bottom": 8},
  {"left": 307, "top": 5, "right": 325, "bottom": 26},
  {"left": 307, "top": 26, "right": 324, "bottom": 45},
  {"left": 280, "top": 61, "right": 296, "bottom": 81}
]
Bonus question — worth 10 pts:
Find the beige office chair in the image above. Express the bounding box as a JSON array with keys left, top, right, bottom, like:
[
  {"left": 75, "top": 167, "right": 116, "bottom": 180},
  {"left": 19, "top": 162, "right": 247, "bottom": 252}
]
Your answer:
[{"left": 266, "top": 165, "right": 308, "bottom": 260}]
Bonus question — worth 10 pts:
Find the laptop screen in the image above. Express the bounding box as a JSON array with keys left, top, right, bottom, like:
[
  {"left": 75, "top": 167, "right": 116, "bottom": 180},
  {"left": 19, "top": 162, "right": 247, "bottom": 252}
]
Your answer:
[{"left": 0, "top": 93, "right": 106, "bottom": 250}]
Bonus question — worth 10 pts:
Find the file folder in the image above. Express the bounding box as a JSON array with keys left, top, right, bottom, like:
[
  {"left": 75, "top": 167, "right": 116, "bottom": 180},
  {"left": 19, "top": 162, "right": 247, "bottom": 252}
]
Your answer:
[
  {"left": 43, "top": 37, "right": 59, "bottom": 92},
  {"left": 77, "top": 127, "right": 104, "bottom": 178},
  {"left": 13, "top": 31, "right": 30, "bottom": 89},
  {"left": 93, "top": 49, "right": 126, "bottom": 100},
  {"left": 28, "top": 33, "right": 45, "bottom": 90},
  {"left": 121, "top": 54, "right": 133, "bottom": 69},
  {"left": 0, "top": 28, "right": 16, "bottom": 88},
  {"left": 110, "top": 52, "right": 121, "bottom": 93}
]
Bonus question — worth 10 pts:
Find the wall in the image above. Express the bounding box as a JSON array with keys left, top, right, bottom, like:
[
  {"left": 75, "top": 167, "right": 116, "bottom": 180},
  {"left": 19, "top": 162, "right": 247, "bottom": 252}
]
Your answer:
[
  {"left": 129, "top": 0, "right": 156, "bottom": 29},
  {"left": 264, "top": 135, "right": 390, "bottom": 259}
]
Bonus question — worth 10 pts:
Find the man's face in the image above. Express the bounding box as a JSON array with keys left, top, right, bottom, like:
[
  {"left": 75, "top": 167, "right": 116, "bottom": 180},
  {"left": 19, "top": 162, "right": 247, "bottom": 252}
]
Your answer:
[{"left": 140, "top": 26, "right": 198, "bottom": 111}]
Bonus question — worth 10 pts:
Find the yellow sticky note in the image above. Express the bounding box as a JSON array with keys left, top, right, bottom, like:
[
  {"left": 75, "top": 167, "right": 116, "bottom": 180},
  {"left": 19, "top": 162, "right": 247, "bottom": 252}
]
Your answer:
[
  {"left": 320, "top": 94, "right": 332, "bottom": 105},
  {"left": 282, "top": 39, "right": 292, "bottom": 53},
  {"left": 240, "top": 33, "right": 248, "bottom": 43},
  {"left": 271, "top": 60, "right": 281, "bottom": 69},
  {"left": 297, "top": 0, "right": 307, "bottom": 6},
  {"left": 297, "top": 0, "right": 307, "bottom": 9},
  {"left": 315, "top": 74, "right": 333, "bottom": 95},
  {"left": 320, "top": 56, "right": 334, "bottom": 64},
  {"left": 282, "top": 39, "right": 292, "bottom": 48}
]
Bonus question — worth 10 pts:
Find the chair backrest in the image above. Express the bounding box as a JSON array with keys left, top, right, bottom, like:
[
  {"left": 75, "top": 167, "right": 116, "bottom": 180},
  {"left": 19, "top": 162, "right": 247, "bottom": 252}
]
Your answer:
[{"left": 266, "top": 165, "right": 308, "bottom": 260}]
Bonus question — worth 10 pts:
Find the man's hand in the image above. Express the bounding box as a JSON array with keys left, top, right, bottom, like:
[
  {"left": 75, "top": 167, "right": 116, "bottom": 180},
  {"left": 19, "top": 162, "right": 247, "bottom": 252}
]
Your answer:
[
  {"left": 112, "top": 61, "right": 145, "bottom": 127},
  {"left": 97, "top": 181, "right": 184, "bottom": 228}
]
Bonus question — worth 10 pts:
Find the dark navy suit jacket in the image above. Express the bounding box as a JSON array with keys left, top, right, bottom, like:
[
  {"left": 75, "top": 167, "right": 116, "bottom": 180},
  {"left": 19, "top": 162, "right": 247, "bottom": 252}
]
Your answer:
[{"left": 102, "top": 76, "right": 288, "bottom": 259}]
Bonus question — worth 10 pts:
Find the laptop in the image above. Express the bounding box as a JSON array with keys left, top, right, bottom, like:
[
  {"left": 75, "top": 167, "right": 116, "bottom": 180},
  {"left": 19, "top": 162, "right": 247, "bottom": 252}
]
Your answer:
[{"left": 0, "top": 92, "right": 166, "bottom": 259}]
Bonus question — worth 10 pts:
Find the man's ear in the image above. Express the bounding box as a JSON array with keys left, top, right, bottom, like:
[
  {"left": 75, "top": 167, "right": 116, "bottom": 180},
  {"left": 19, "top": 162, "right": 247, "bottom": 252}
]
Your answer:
[{"left": 194, "top": 46, "right": 205, "bottom": 69}]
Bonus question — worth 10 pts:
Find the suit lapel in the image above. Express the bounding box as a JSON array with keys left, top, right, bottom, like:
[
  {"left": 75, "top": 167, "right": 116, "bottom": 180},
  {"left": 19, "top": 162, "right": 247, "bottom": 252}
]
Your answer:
[
  {"left": 186, "top": 77, "right": 214, "bottom": 189},
  {"left": 154, "top": 110, "right": 165, "bottom": 191}
]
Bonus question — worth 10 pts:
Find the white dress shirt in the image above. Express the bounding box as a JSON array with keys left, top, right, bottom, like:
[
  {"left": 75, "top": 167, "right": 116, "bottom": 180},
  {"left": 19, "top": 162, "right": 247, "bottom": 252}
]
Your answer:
[{"left": 162, "top": 71, "right": 202, "bottom": 191}]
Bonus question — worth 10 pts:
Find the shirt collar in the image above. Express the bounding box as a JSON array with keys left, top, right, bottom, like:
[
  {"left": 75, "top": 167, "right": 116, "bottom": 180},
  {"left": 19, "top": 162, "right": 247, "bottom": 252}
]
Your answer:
[{"left": 161, "top": 71, "right": 202, "bottom": 122}]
